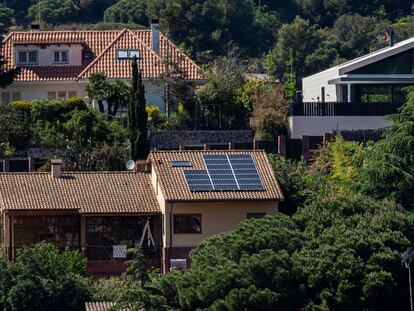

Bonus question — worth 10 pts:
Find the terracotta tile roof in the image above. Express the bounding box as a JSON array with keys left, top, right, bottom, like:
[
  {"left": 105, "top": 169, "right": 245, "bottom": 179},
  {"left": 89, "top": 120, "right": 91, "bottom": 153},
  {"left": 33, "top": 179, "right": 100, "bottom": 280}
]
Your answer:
[
  {"left": 149, "top": 150, "right": 284, "bottom": 202},
  {"left": 3, "top": 30, "right": 202, "bottom": 82},
  {"left": 0, "top": 172, "right": 160, "bottom": 214},
  {"left": 85, "top": 302, "right": 116, "bottom": 311}
]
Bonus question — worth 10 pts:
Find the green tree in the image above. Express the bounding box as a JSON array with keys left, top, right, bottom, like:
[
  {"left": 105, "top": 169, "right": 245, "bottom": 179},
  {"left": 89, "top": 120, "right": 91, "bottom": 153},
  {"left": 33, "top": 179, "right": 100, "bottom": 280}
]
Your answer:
[
  {"left": 104, "top": 0, "right": 148, "bottom": 25},
  {"left": 157, "top": 193, "right": 414, "bottom": 310},
  {"left": 197, "top": 55, "right": 248, "bottom": 128},
  {"left": 0, "top": 4, "right": 13, "bottom": 34},
  {"left": 28, "top": 0, "right": 80, "bottom": 26},
  {"left": 5, "top": 243, "right": 91, "bottom": 311},
  {"left": 359, "top": 89, "right": 414, "bottom": 210},
  {"left": 265, "top": 16, "right": 337, "bottom": 77},
  {"left": 128, "top": 58, "right": 149, "bottom": 160},
  {"left": 106, "top": 80, "right": 130, "bottom": 118},
  {"left": 111, "top": 247, "right": 170, "bottom": 311},
  {"left": 85, "top": 72, "right": 109, "bottom": 113}
]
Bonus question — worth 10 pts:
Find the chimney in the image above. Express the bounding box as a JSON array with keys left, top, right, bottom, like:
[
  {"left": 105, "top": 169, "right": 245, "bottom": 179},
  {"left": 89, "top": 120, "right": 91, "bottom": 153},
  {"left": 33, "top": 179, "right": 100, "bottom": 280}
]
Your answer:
[
  {"left": 50, "top": 159, "right": 63, "bottom": 178},
  {"left": 30, "top": 23, "right": 40, "bottom": 32},
  {"left": 151, "top": 17, "right": 160, "bottom": 55}
]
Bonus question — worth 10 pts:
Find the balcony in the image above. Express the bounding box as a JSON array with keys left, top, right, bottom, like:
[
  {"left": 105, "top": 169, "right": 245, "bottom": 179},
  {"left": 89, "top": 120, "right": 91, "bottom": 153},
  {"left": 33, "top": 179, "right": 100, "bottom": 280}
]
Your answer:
[{"left": 289, "top": 101, "right": 403, "bottom": 117}]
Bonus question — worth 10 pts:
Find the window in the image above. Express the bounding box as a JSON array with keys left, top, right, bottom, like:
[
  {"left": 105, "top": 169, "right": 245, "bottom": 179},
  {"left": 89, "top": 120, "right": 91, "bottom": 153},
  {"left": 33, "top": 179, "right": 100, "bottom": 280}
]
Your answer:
[
  {"left": 116, "top": 49, "right": 140, "bottom": 60},
  {"left": 17, "top": 50, "right": 37, "bottom": 65},
  {"left": 13, "top": 216, "right": 80, "bottom": 249},
  {"left": 58, "top": 91, "right": 66, "bottom": 99},
  {"left": 1, "top": 92, "right": 21, "bottom": 103},
  {"left": 68, "top": 91, "right": 77, "bottom": 98},
  {"left": 18, "top": 51, "right": 27, "bottom": 63},
  {"left": 11, "top": 92, "right": 21, "bottom": 101},
  {"left": 48, "top": 91, "right": 57, "bottom": 99},
  {"left": 86, "top": 216, "right": 149, "bottom": 260},
  {"left": 53, "top": 50, "right": 69, "bottom": 64},
  {"left": 1, "top": 92, "right": 10, "bottom": 103},
  {"left": 247, "top": 213, "right": 266, "bottom": 219},
  {"left": 174, "top": 214, "right": 201, "bottom": 234}
]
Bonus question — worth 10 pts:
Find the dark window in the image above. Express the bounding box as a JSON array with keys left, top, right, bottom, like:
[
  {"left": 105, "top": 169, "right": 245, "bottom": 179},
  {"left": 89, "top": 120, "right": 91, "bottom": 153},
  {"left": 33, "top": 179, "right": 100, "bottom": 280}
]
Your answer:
[
  {"left": 86, "top": 216, "right": 149, "bottom": 260},
  {"left": 247, "top": 213, "right": 266, "bottom": 219},
  {"left": 321, "top": 87, "right": 325, "bottom": 103},
  {"left": 353, "top": 84, "right": 407, "bottom": 104},
  {"left": 350, "top": 49, "right": 414, "bottom": 75},
  {"left": 28, "top": 51, "right": 37, "bottom": 63},
  {"left": 14, "top": 216, "right": 80, "bottom": 249},
  {"left": 174, "top": 214, "right": 201, "bottom": 234}
]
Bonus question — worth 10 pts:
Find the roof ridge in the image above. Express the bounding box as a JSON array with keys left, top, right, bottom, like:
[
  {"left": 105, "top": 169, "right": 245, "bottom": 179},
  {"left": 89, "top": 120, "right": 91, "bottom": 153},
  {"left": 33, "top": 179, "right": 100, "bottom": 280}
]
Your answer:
[
  {"left": 0, "top": 171, "right": 149, "bottom": 175},
  {"left": 77, "top": 28, "right": 129, "bottom": 79},
  {"left": 150, "top": 149, "right": 265, "bottom": 153}
]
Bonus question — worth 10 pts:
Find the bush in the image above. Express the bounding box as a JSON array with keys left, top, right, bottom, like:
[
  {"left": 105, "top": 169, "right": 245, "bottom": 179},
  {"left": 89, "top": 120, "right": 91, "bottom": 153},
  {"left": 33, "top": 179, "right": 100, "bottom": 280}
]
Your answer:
[
  {"left": 1, "top": 243, "right": 91, "bottom": 311},
  {"left": 10, "top": 101, "right": 30, "bottom": 110}
]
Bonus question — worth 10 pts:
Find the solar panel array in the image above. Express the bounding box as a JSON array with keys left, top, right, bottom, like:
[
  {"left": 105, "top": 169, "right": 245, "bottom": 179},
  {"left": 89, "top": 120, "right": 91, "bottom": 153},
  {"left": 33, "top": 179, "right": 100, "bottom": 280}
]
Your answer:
[{"left": 183, "top": 154, "right": 264, "bottom": 192}]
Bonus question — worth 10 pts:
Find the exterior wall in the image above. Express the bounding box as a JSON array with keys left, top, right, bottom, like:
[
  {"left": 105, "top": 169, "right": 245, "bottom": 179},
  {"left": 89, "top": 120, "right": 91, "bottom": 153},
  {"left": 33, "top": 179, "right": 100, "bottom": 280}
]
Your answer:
[
  {"left": 302, "top": 68, "right": 339, "bottom": 102},
  {"left": 169, "top": 201, "right": 278, "bottom": 248},
  {"left": 2, "top": 79, "right": 166, "bottom": 111},
  {"left": 14, "top": 44, "right": 83, "bottom": 66},
  {"left": 288, "top": 115, "right": 391, "bottom": 138},
  {"left": 3, "top": 82, "right": 86, "bottom": 101}
]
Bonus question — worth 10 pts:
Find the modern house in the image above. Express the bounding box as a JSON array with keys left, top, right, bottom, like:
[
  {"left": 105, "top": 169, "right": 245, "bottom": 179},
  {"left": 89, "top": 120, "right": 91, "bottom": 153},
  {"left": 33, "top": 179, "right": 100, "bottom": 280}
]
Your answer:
[
  {"left": 1, "top": 20, "right": 202, "bottom": 112},
  {"left": 0, "top": 150, "right": 283, "bottom": 276},
  {"left": 289, "top": 37, "right": 414, "bottom": 138}
]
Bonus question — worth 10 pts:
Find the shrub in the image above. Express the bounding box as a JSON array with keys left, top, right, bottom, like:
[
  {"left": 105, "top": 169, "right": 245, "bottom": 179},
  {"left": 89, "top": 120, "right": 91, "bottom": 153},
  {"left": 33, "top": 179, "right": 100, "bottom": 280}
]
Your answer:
[{"left": 10, "top": 101, "right": 30, "bottom": 110}]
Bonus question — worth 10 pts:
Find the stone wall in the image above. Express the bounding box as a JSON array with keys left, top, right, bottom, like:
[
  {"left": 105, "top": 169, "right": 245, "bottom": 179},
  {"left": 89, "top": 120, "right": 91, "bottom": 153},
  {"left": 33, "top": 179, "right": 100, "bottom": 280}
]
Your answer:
[{"left": 150, "top": 130, "right": 254, "bottom": 150}]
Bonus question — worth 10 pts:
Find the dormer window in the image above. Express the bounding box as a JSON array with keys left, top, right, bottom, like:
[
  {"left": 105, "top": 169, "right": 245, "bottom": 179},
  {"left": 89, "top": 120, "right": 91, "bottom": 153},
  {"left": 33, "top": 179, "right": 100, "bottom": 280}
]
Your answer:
[
  {"left": 116, "top": 49, "right": 140, "bottom": 60},
  {"left": 17, "top": 50, "right": 38, "bottom": 65},
  {"left": 53, "top": 50, "right": 69, "bottom": 64}
]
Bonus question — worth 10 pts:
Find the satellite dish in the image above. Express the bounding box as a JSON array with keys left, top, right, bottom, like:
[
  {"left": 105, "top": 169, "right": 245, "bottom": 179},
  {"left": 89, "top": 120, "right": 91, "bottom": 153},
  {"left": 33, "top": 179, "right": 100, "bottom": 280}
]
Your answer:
[{"left": 126, "top": 160, "right": 135, "bottom": 171}]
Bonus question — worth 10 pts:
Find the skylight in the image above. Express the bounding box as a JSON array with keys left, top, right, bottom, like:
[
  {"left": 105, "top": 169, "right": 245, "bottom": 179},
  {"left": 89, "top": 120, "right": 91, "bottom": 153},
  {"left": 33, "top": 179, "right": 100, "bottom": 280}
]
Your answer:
[{"left": 171, "top": 161, "right": 192, "bottom": 168}]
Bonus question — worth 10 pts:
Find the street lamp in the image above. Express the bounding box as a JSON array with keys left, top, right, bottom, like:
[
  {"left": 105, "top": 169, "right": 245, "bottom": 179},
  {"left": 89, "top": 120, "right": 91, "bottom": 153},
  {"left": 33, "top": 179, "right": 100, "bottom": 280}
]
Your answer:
[{"left": 402, "top": 246, "right": 414, "bottom": 311}]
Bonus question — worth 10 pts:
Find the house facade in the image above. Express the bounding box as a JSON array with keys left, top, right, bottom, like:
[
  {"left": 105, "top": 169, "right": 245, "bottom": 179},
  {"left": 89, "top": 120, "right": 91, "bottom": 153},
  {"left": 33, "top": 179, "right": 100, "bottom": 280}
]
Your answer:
[
  {"left": 1, "top": 21, "right": 202, "bottom": 112},
  {"left": 0, "top": 150, "right": 283, "bottom": 276},
  {"left": 289, "top": 37, "right": 414, "bottom": 138}
]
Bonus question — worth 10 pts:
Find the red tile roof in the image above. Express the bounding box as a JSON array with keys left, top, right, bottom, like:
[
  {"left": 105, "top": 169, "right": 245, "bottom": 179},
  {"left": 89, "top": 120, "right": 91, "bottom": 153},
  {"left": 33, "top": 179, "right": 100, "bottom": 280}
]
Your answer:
[
  {"left": 3, "top": 29, "right": 202, "bottom": 82},
  {"left": 149, "top": 150, "right": 284, "bottom": 202},
  {"left": 0, "top": 172, "right": 161, "bottom": 214}
]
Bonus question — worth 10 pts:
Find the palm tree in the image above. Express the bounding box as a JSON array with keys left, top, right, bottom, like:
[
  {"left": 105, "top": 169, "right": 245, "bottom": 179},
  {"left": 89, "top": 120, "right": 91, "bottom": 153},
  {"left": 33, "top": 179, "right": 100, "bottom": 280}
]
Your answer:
[
  {"left": 85, "top": 72, "right": 109, "bottom": 113},
  {"left": 107, "top": 80, "right": 131, "bottom": 118}
]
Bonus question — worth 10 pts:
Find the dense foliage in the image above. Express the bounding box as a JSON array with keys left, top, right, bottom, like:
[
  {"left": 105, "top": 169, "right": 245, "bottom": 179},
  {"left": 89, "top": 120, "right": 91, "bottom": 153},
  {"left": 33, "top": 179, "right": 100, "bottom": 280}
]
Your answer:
[
  {"left": 1, "top": 0, "right": 413, "bottom": 77},
  {"left": 0, "top": 243, "right": 91, "bottom": 311},
  {"left": 0, "top": 97, "right": 127, "bottom": 170},
  {"left": 154, "top": 194, "right": 414, "bottom": 310}
]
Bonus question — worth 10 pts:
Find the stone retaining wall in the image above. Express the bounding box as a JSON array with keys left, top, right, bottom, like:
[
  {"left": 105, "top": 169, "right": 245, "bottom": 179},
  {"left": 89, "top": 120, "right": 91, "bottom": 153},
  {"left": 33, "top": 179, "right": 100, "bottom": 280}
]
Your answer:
[{"left": 150, "top": 130, "right": 254, "bottom": 150}]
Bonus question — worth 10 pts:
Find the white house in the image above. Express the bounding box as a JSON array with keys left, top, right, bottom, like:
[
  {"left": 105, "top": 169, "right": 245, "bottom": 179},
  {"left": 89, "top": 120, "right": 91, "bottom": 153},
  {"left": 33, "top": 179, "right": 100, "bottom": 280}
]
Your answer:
[
  {"left": 1, "top": 21, "right": 202, "bottom": 112},
  {"left": 290, "top": 37, "right": 414, "bottom": 138}
]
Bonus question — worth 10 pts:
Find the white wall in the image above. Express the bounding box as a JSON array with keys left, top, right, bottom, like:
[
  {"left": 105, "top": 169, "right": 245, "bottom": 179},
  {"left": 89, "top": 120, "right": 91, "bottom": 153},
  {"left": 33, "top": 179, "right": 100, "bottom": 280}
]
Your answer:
[
  {"left": 14, "top": 44, "right": 83, "bottom": 66},
  {"left": 3, "top": 82, "right": 86, "bottom": 101},
  {"left": 302, "top": 68, "right": 339, "bottom": 102},
  {"left": 3, "top": 80, "right": 167, "bottom": 111},
  {"left": 288, "top": 116, "right": 391, "bottom": 138}
]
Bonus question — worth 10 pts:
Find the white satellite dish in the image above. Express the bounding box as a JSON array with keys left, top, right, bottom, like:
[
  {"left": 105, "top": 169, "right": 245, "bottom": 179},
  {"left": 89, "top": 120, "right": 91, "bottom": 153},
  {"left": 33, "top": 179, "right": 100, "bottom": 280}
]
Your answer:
[{"left": 126, "top": 160, "right": 135, "bottom": 171}]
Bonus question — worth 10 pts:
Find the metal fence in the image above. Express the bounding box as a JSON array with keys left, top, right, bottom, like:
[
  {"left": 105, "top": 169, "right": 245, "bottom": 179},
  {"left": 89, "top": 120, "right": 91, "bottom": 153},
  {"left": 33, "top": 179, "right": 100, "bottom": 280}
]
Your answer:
[{"left": 289, "top": 101, "right": 402, "bottom": 116}]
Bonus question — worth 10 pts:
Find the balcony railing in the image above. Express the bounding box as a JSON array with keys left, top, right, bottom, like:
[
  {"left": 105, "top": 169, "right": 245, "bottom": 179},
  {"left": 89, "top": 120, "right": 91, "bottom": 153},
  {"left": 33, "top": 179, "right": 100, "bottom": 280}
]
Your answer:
[{"left": 289, "top": 101, "right": 403, "bottom": 116}]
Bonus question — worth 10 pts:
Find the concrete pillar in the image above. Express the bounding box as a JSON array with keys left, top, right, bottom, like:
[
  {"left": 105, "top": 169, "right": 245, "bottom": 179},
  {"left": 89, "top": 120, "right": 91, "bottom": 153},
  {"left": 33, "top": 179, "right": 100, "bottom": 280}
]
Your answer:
[
  {"left": 253, "top": 139, "right": 260, "bottom": 150},
  {"left": 278, "top": 136, "right": 286, "bottom": 158},
  {"left": 28, "top": 157, "right": 35, "bottom": 172},
  {"left": 347, "top": 83, "right": 351, "bottom": 103},
  {"left": 203, "top": 144, "right": 209, "bottom": 151},
  {"left": 228, "top": 142, "right": 235, "bottom": 150}
]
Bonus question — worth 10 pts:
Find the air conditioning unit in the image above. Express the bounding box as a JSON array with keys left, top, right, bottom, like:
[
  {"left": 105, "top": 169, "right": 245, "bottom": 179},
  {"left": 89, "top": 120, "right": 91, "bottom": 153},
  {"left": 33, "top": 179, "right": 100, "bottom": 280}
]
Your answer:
[{"left": 170, "top": 259, "right": 187, "bottom": 271}]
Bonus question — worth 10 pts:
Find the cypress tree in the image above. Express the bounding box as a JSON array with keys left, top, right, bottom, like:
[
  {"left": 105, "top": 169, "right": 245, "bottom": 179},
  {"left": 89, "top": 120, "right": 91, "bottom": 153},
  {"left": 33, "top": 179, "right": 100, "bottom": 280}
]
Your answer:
[{"left": 128, "top": 58, "right": 149, "bottom": 160}]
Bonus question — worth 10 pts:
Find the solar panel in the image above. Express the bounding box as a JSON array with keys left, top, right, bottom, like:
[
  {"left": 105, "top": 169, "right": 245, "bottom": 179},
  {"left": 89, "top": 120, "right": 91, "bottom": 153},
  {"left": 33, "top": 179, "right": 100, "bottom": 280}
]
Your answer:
[
  {"left": 228, "top": 154, "right": 264, "bottom": 191},
  {"left": 183, "top": 154, "right": 265, "bottom": 192},
  {"left": 183, "top": 170, "right": 214, "bottom": 191},
  {"left": 203, "top": 154, "right": 238, "bottom": 191}
]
